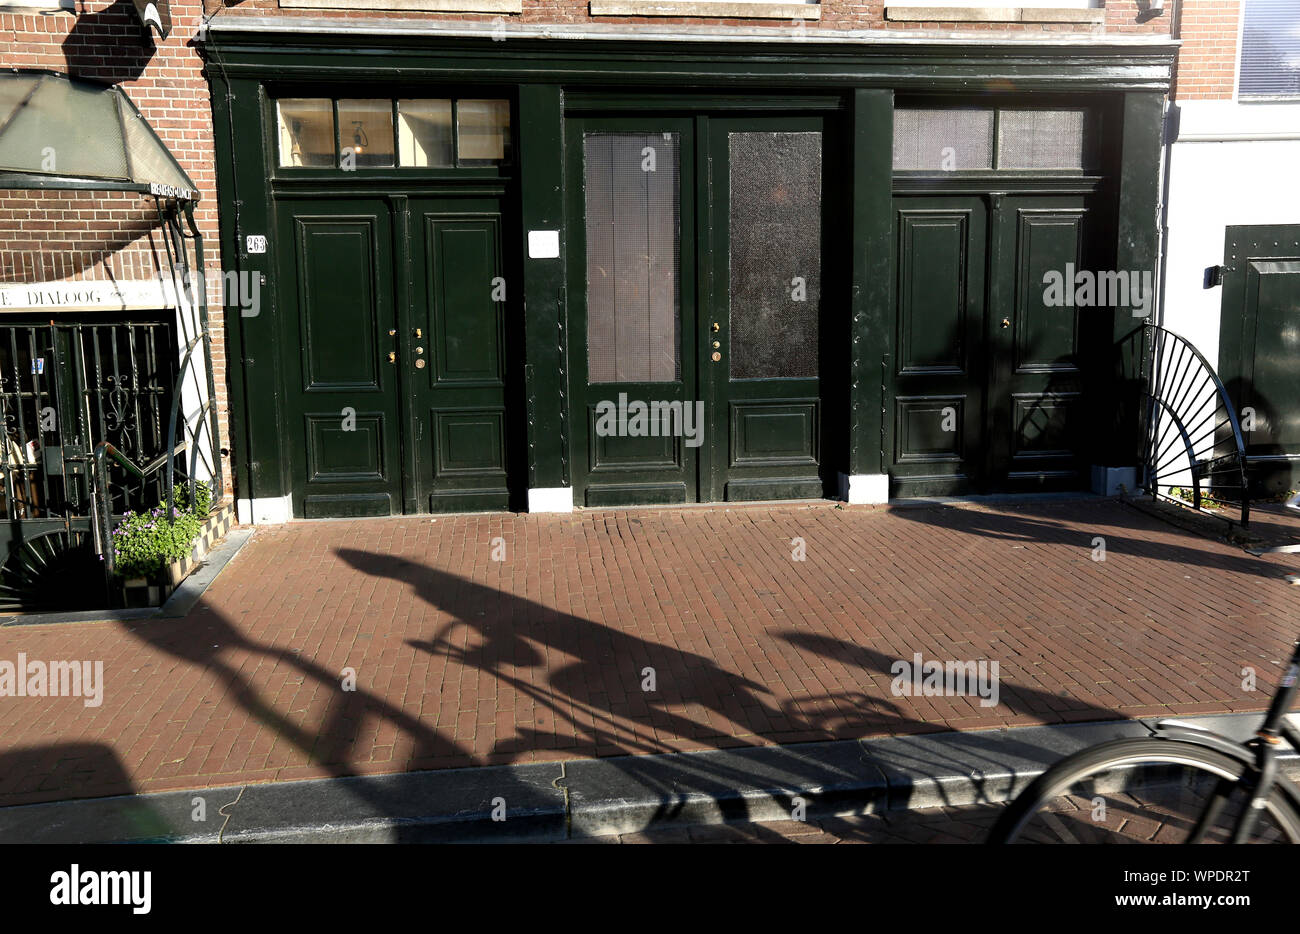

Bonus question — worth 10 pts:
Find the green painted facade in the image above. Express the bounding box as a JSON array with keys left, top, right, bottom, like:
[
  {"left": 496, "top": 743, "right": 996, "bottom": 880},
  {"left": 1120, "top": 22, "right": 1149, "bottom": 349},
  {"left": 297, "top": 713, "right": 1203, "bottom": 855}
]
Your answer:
[{"left": 202, "top": 26, "right": 1174, "bottom": 517}]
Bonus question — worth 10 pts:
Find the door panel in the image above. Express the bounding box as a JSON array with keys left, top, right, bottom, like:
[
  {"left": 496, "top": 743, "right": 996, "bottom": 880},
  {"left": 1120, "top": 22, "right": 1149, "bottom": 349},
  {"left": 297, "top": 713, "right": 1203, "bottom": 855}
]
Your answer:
[
  {"left": 1219, "top": 225, "right": 1300, "bottom": 493},
  {"left": 890, "top": 198, "right": 988, "bottom": 496},
  {"left": 566, "top": 119, "right": 699, "bottom": 507},
  {"left": 988, "top": 196, "right": 1090, "bottom": 491},
  {"left": 275, "top": 199, "right": 403, "bottom": 517},
  {"left": 407, "top": 199, "right": 514, "bottom": 512},
  {"left": 705, "top": 119, "right": 828, "bottom": 502}
]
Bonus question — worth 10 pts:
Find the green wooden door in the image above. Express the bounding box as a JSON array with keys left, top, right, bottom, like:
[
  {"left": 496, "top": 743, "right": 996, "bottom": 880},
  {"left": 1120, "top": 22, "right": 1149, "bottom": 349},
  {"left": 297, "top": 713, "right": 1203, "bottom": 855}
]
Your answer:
[
  {"left": 275, "top": 193, "right": 517, "bottom": 517},
  {"left": 405, "top": 196, "right": 519, "bottom": 512},
  {"left": 565, "top": 117, "right": 702, "bottom": 507},
  {"left": 703, "top": 117, "right": 830, "bottom": 502},
  {"left": 566, "top": 114, "right": 834, "bottom": 506},
  {"left": 889, "top": 192, "right": 1094, "bottom": 496},
  {"left": 275, "top": 196, "right": 404, "bottom": 518},
  {"left": 890, "top": 195, "right": 991, "bottom": 497},
  {"left": 984, "top": 194, "right": 1093, "bottom": 493},
  {"left": 1219, "top": 224, "right": 1300, "bottom": 494}
]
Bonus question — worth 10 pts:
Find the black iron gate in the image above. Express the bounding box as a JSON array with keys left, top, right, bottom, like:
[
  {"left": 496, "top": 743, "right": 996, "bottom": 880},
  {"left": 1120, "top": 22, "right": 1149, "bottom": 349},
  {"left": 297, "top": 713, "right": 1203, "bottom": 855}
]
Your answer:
[{"left": 0, "top": 317, "right": 179, "bottom": 609}]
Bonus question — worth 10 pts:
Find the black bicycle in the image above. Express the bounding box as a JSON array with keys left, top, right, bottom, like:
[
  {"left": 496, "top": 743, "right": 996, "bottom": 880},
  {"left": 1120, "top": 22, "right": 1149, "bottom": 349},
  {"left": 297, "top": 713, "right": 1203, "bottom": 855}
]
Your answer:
[{"left": 989, "top": 638, "right": 1300, "bottom": 844}]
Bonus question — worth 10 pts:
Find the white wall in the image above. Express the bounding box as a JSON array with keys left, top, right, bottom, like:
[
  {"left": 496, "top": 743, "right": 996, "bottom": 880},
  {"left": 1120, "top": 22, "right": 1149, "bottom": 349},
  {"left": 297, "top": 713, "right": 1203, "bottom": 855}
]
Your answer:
[{"left": 1161, "top": 99, "right": 1300, "bottom": 369}]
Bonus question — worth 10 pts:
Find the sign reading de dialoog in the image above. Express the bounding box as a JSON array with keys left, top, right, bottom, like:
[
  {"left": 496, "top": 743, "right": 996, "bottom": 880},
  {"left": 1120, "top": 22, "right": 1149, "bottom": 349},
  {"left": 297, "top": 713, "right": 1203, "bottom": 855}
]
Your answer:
[{"left": 0, "top": 279, "right": 178, "bottom": 313}]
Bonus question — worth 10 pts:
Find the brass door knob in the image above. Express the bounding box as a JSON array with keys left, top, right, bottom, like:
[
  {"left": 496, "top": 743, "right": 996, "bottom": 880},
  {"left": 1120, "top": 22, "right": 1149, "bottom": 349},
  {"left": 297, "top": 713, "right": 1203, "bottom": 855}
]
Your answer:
[
  {"left": 1001, "top": 317, "right": 1011, "bottom": 329},
  {"left": 711, "top": 351, "right": 722, "bottom": 362},
  {"left": 388, "top": 351, "right": 396, "bottom": 363}
]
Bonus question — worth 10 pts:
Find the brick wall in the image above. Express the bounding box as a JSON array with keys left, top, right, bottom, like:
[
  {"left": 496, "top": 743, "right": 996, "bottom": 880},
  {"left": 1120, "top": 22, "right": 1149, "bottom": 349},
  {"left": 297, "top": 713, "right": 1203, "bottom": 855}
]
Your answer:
[
  {"left": 1172, "top": 0, "right": 1242, "bottom": 100},
  {"left": 1, "top": 0, "right": 230, "bottom": 491}
]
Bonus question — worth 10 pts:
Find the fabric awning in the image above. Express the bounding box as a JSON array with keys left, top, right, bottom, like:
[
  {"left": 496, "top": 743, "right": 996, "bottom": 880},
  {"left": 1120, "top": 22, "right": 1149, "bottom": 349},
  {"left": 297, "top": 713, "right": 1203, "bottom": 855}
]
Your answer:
[{"left": 0, "top": 70, "right": 196, "bottom": 200}]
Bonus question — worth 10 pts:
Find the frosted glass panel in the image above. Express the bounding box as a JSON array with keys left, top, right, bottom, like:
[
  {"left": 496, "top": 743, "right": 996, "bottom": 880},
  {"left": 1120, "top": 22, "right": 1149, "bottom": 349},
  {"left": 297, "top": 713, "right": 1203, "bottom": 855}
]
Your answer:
[
  {"left": 729, "top": 131, "right": 821, "bottom": 380},
  {"left": 893, "top": 108, "right": 994, "bottom": 171},
  {"left": 584, "top": 133, "right": 681, "bottom": 384},
  {"left": 997, "top": 109, "right": 1086, "bottom": 169}
]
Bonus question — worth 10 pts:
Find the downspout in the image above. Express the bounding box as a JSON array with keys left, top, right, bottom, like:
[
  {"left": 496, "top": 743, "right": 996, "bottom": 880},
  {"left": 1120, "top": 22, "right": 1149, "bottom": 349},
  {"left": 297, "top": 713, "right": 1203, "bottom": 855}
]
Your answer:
[{"left": 1155, "top": 0, "right": 1184, "bottom": 330}]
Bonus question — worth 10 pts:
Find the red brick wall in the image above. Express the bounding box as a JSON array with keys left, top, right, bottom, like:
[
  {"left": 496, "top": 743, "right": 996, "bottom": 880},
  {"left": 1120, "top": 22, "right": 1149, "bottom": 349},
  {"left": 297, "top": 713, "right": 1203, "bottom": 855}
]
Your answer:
[
  {"left": 1172, "top": 0, "right": 1241, "bottom": 100},
  {"left": 1, "top": 0, "right": 231, "bottom": 489}
]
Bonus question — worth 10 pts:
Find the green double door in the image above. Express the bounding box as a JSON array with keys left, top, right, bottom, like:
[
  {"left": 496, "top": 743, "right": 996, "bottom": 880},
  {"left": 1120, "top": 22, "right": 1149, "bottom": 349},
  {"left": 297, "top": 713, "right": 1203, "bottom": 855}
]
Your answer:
[
  {"left": 273, "top": 193, "right": 519, "bottom": 517},
  {"left": 890, "top": 191, "right": 1100, "bottom": 497},
  {"left": 566, "top": 115, "right": 841, "bottom": 507}
]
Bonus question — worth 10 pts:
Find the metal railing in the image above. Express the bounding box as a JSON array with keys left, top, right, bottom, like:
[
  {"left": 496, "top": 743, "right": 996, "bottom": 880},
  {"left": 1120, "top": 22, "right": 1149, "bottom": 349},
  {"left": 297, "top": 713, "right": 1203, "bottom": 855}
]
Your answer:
[{"left": 1139, "top": 322, "right": 1251, "bottom": 527}]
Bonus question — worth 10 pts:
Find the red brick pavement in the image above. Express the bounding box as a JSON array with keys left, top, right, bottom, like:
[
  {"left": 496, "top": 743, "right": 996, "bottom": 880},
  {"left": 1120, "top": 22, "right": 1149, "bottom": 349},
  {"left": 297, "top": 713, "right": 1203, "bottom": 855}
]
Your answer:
[{"left": 2, "top": 497, "right": 1298, "bottom": 807}]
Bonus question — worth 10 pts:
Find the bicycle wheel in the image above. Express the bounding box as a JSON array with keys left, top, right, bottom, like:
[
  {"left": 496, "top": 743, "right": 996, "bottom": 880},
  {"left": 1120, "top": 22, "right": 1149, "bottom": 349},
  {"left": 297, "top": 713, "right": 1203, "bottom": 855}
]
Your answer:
[{"left": 989, "top": 737, "right": 1300, "bottom": 843}]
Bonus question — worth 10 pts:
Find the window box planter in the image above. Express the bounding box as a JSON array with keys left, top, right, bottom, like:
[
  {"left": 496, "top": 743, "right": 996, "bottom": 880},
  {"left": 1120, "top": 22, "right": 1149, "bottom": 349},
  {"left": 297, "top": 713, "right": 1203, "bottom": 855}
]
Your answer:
[{"left": 118, "top": 501, "right": 235, "bottom": 609}]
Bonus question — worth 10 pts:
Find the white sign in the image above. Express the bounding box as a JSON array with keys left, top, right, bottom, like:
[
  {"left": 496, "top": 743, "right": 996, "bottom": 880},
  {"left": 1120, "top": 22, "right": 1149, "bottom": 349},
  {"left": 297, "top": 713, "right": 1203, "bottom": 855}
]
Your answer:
[
  {"left": 245, "top": 235, "right": 267, "bottom": 254},
  {"left": 528, "top": 230, "right": 560, "bottom": 259},
  {"left": 0, "top": 279, "right": 179, "bottom": 313}
]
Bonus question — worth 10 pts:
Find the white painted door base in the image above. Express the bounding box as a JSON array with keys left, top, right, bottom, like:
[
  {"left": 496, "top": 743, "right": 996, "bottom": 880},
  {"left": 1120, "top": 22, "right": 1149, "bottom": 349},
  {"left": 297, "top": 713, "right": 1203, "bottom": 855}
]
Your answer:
[
  {"left": 527, "top": 487, "right": 575, "bottom": 513},
  {"left": 839, "top": 473, "right": 890, "bottom": 505}
]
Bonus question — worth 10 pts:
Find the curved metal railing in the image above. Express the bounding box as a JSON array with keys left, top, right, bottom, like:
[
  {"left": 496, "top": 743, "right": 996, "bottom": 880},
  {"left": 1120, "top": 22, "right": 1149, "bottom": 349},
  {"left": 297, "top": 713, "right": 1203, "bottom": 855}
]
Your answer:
[{"left": 1139, "top": 323, "right": 1251, "bottom": 526}]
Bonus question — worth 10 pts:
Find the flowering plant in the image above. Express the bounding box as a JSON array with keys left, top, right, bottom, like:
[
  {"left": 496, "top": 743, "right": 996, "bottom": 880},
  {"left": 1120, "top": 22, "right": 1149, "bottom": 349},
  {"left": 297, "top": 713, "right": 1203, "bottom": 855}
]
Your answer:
[{"left": 110, "top": 482, "right": 211, "bottom": 580}]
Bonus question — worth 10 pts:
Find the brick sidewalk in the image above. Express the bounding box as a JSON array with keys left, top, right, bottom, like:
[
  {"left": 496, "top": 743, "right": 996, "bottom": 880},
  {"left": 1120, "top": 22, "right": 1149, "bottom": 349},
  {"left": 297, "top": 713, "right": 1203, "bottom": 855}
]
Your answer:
[{"left": 2, "top": 497, "right": 1298, "bottom": 808}]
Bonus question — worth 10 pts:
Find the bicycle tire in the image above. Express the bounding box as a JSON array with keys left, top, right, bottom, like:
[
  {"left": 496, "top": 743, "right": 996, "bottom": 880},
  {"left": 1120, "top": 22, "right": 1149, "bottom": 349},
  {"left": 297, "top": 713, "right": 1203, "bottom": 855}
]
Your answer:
[{"left": 988, "top": 736, "right": 1300, "bottom": 843}]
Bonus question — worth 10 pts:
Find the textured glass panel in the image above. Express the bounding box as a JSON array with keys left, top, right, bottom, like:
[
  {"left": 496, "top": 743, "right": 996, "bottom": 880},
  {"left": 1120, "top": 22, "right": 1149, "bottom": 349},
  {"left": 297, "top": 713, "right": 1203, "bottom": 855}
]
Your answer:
[
  {"left": 892, "top": 108, "right": 994, "bottom": 171},
  {"left": 997, "top": 109, "right": 1086, "bottom": 169},
  {"left": 397, "top": 100, "right": 453, "bottom": 167},
  {"left": 584, "top": 132, "right": 681, "bottom": 384},
  {"left": 1241, "top": 0, "right": 1300, "bottom": 97},
  {"left": 337, "top": 100, "right": 395, "bottom": 168},
  {"left": 729, "top": 131, "right": 821, "bottom": 380},
  {"left": 0, "top": 76, "right": 128, "bottom": 179},
  {"left": 277, "top": 99, "right": 334, "bottom": 168},
  {"left": 456, "top": 100, "right": 511, "bottom": 166},
  {"left": 120, "top": 101, "right": 193, "bottom": 190}
]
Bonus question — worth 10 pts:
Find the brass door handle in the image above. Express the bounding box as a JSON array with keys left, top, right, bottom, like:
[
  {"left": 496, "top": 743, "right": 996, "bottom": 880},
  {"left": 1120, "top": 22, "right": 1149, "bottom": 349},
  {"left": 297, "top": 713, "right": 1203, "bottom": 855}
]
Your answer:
[
  {"left": 388, "top": 352, "right": 396, "bottom": 364},
  {"left": 1000, "top": 317, "right": 1011, "bottom": 329}
]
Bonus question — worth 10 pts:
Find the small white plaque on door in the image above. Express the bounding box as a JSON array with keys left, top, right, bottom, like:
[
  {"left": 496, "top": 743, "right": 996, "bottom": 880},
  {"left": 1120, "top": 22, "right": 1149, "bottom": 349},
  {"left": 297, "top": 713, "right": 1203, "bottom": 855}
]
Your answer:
[{"left": 528, "top": 230, "right": 560, "bottom": 259}]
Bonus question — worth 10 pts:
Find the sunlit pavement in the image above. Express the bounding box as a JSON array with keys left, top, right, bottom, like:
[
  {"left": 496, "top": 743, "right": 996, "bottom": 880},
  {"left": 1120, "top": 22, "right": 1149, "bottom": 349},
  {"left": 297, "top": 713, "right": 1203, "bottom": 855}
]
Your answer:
[{"left": 2, "top": 496, "right": 1297, "bottom": 809}]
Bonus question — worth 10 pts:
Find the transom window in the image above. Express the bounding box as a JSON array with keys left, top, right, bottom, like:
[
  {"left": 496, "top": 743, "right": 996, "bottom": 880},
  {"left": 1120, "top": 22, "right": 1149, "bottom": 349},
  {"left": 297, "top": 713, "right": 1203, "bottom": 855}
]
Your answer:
[
  {"left": 276, "top": 97, "right": 511, "bottom": 169},
  {"left": 893, "top": 107, "right": 1090, "bottom": 171}
]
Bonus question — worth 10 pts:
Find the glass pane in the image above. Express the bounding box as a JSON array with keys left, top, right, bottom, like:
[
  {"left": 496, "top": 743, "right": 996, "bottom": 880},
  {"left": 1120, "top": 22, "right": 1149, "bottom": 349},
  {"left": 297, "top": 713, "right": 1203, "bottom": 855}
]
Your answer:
[
  {"left": 0, "top": 76, "right": 128, "bottom": 179},
  {"left": 584, "top": 132, "right": 680, "bottom": 384},
  {"left": 997, "top": 109, "right": 1086, "bottom": 169},
  {"left": 456, "top": 100, "right": 511, "bottom": 165},
  {"left": 337, "top": 100, "right": 395, "bottom": 168},
  {"left": 397, "top": 99, "right": 453, "bottom": 167},
  {"left": 120, "top": 100, "right": 193, "bottom": 191},
  {"left": 1240, "top": 0, "right": 1300, "bottom": 98},
  {"left": 892, "top": 108, "right": 994, "bottom": 171},
  {"left": 729, "top": 131, "right": 821, "bottom": 380},
  {"left": 277, "top": 98, "right": 334, "bottom": 168}
]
